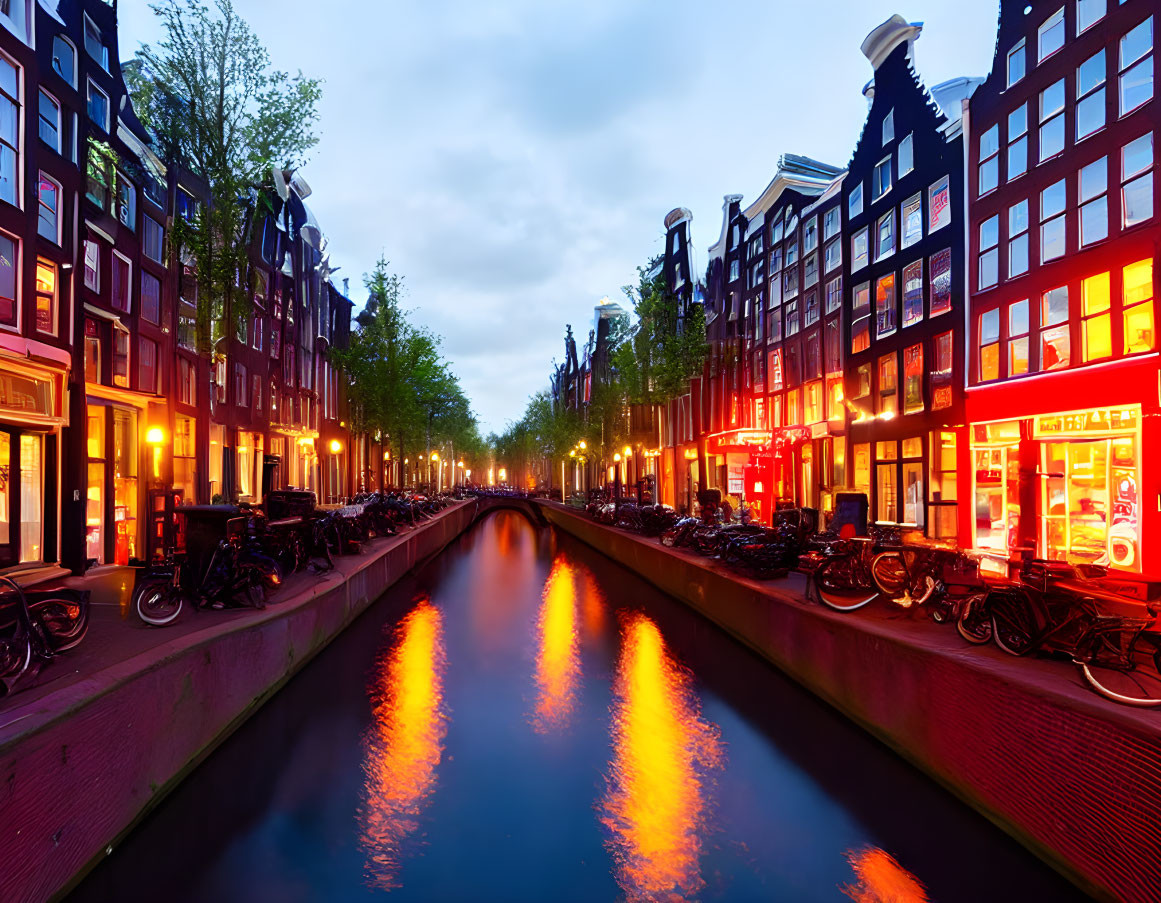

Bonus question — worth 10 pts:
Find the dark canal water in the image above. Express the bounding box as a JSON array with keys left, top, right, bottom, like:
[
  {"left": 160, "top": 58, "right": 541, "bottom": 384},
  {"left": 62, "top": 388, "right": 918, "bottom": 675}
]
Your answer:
[{"left": 70, "top": 511, "right": 1089, "bottom": 902}]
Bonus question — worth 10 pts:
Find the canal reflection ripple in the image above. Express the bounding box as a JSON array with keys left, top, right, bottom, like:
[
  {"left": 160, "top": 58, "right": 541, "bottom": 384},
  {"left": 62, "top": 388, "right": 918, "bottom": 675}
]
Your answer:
[{"left": 532, "top": 558, "right": 582, "bottom": 733}]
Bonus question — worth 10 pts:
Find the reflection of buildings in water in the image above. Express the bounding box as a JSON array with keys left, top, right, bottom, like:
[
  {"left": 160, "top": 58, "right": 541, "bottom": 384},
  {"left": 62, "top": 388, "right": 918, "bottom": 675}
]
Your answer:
[
  {"left": 469, "top": 512, "right": 537, "bottom": 652},
  {"left": 841, "top": 847, "right": 930, "bottom": 903},
  {"left": 359, "top": 599, "right": 447, "bottom": 890},
  {"left": 532, "top": 557, "right": 581, "bottom": 733},
  {"left": 600, "top": 611, "right": 723, "bottom": 901}
]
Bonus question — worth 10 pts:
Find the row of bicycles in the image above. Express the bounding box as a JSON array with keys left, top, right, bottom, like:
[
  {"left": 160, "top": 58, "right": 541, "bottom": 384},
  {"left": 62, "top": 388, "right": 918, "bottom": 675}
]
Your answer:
[{"left": 582, "top": 493, "right": 1161, "bottom": 707}]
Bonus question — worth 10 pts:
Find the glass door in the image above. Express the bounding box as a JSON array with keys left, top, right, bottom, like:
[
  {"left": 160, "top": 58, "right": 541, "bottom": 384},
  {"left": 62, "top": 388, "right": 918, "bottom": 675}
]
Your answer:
[
  {"left": 0, "top": 430, "right": 12, "bottom": 566},
  {"left": 19, "top": 434, "right": 43, "bottom": 563}
]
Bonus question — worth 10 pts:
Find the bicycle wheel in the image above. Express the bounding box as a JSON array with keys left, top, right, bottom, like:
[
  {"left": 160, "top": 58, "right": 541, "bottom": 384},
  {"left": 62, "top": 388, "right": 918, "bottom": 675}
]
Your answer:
[
  {"left": 815, "top": 557, "right": 878, "bottom": 612},
  {"left": 34, "top": 597, "right": 89, "bottom": 652},
  {"left": 990, "top": 594, "right": 1036, "bottom": 656},
  {"left": 135, "top": 578, "right": 183, "bottom": 627},
  {"left": 955, "top": 596, "right": 993, "bottom": 644},
  {"left": 870, "top": 551, "right": 909, "bottom": 598},
  {"left": 1079, "top": 660, "right": 1161, "bottom": 707}
]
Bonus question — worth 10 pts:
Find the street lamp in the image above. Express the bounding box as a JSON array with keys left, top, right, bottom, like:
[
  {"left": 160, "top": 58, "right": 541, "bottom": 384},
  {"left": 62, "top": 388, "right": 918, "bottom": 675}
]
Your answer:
[
  {"left": 329, "top": 439, "right": 342, "bottom": 454},
  {"left": 146, "top": 426, "right": 165, "bottom": 482}
]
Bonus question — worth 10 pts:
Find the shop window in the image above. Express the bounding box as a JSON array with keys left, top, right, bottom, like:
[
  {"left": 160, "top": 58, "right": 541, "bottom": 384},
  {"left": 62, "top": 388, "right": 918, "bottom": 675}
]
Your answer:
[
  {"left": 804, "top": 380, "right": 823, "bottom": 424},
  {"left": 112, "top": 409, "right": 138, "bottom": 565},
  {"left": 1041, "top": 286, "right": 1071, "bottom": 371},
  {"left": 932, "top": 331, "right": 953, "bottom": 410},
  {"left": 980, "top": 309, "right": 1001, "bottom": 381},
  {"left": 1040, "top": 178, "right": 1067, "bottom": 262},
  {"left": 208, "top": 422, "right": 224, "bottom": 500},
  {"left": 174, "top": 414, "right": 195, "bottom": 504},
  {"left": 849, "top": 182, "right": 864, "bottom": 219},
  {"left": 928, "top": 176, "right": 951, "bottom": 233},
  {"left": 851, "top": 227, "right": 868, "bottom": 272},
  {"left": 178, "top": 356, "right": 196, "bottom": 406},
  {"left": 899, "top": 133, "right": 914, "bottom": 177},
  {"left": 83, "top": 240, "right": 99, "bottom": 291},
  {"left": 876, "top": 210, "right": 895, "bottom": 261},
  {"left": 1077, "top": 50, "right": 1107, "bottom": 143},
  {"left": 901, "top": 193, "right": 922, "bottom": 249},
  {"left": 86, "top": 405, "right": 105, "bottom": 564},
  {"left": 979, "top": 124, "right": 999, "bottom": 196},
  {"left": 875, "top": 440, "right": 898, "bottom": 523},
  {"left": 113, "top": 328, "right": 129, "bottom": 387},
  {"left": 979, "top": 216, "right": 999, "bottom": 289},
  {"left": 1009, "top": 299, "right": 1030, "bottom": 376},
  {"left": 1123, "top": 258, "right": 1155, "bottom": 353},
  {"left": 1119, "top": 16, "right": 1153, "bottom": 117},
  {"left": 0, "top": 56, "right": 20, "bottom": 207},
  {"left": 1008, "top": 199, "right": 1029, "bottom": 277},
  {"left": 84, "top": 318, "right": 100, "bottom": 382},
  {"left": 1039, "top": 79, "right": 1066, "bottom": 162},
  {"left": 111, "top": 252, "right": 131, "bottom": 313},
  {"left": 902, "top": 260, "right": 923, "bottom": 328},
  {"left": 141, "top": 271, "right": 161, "bottom": 325},
  {"left": 138, "top": 337, "right": 158, "bottom": 393},
  {"left": 902, "top": 448, "right": 924, "bottom": 528},
  {"left": 878, "top": 353, "right": 898, "bottom": 418},
  {"left": 1082, "top": 272, "right": 1112, "bottom": 361},
  {"left": 929, "top": 431, "right": 958, "bottom": 539},
  {"left": 873, "top": 157, "right": 891, "bottom": 200},
  {"left": 1121, "top": 131, "right": 1153, "bottom": 228},
  {"left": 875, "top": 273, "right": 896, "bottom": 339},
  {"left": 903, "top": 344, "right": 923, "bottom": 415},
  {"left": 1079, "top": 156, "right": 1109, "bottom": 246},
  {"left": 1008, "top": 104, "right": 1028, "bottom": 181},
  {"left": 853, "top": 443, "right": 871, "bottom": 499},
  {"left": 827, "top": 376, "right": 844, "bottom": 424}
]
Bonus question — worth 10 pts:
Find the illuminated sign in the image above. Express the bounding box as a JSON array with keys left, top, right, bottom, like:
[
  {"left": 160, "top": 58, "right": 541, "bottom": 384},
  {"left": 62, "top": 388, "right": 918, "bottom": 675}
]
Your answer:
[{"left": 1033, "top": 406, "right": 1139, "bottom": 437}]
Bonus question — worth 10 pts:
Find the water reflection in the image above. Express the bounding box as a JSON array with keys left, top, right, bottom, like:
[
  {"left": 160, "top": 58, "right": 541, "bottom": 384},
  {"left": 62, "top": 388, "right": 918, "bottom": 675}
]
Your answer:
[
  {"left": 532, "top": 557, "right": 581, "bottom": 733},
  {"left": 841, "top": 847, "right": 931, "bottom": 903},
  {"left": 601, "top": 611, "right": 724, "bottom": 901},
  {"left": 359, "top": 598, "right": 448, "bottom": 890}
]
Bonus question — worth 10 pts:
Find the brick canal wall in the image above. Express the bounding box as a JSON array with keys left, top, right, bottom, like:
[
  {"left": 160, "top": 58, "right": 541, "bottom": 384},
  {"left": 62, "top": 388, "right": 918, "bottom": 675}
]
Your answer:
[
  {"left": 0, "top": 502, "right": 477, "bottom": 903},
  {"left": 539, "top": 502, "right": 1161, "bottom": 903}
]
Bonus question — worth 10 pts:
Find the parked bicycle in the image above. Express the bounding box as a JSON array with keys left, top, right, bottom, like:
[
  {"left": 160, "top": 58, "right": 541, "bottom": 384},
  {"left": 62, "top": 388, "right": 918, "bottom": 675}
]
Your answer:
[{"left": 0, "top": 576, "right": 90, "bottom": 696}]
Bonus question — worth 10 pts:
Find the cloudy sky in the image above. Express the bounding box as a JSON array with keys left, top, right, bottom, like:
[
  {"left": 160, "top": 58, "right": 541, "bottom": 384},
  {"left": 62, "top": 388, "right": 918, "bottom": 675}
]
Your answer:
[{"left": 118, "top": 0, "right": 998, "bottom": 435}]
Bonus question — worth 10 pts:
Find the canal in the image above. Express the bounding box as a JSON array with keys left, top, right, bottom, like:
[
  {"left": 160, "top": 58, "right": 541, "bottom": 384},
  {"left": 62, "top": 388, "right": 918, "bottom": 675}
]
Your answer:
[{"left": 70, "top": 511, "right": 1088, "bottom": 902}]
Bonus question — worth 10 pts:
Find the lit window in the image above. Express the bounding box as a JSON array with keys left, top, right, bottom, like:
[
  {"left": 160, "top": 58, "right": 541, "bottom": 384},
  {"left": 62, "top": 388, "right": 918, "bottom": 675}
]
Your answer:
[
  {"left": 875, "top": 273, "right": 896, "bottom": 339},
  {"left": 929, "top": 248, "right": 952, "bottom": 316},
  {"left": 928, "top": 176, "right": 951, "bottom": 232},
  {"left": 901, "top": 193, "right": 922, "bottom": 248},
  {"left": 878, "top": 354, "right": 898, "bottom": 418},
  {"left": 980, "top": 308, "right": 1001, "bottom": 381},
  {"left": 902, "top": 259, "right": 923, "bottom": 328},
  {"left": 1079, "top": 156, "right": 1109, "bottom": 246},
  {"left": 0, "top": 56, "right": 20, "bottom": 207},
  {"left": 1009, "top": 299, "right": 1030, "bottom": 376},
  {"left": 35, "top": 259, "right": 56, "bottom": 336},
  {"left": 848, "top": 182, "right": 863, "bottom": 219},
  {"left": 1081, "top": 271, "right": 1112, "bottom": 361},
  {"left": 882, "top": 108, "right": 894, "bottom": 145},
  {"left": 903, "top": 344, "right": 923, "bottom": 414},
  {"left": 852, "top": 226, "right": 869, "bottom": 271},
  {"left": 1039, "top": 178, "right": 1067, "bottom": 262},
  {"left": 1008, "top": 104, "right": 1028, "bottom": 180},
  {"left": 1077, "top": 50, "right": 1107, "bottom": 141},
  {"left": 38, "top": 90, "right": 60, "bottom": 152},
  {"left": 1040, "top": 286, "right": 1071, "bottom": 370},
  {"left": 52, "top": 37, "right": 76, "bottom": 87},
  {"left": 1119, "top": 17, "right": 1154, "bottom": 117},
  {"left": 1008, "top": 199, "right": 1029, "bottom": 277},
  {"left": 979, "top": 215, "right": 999, "bottom": 289},
  {"left": 1123, "top": 258, "right": 1155, "bottom": 354},
  {"left": 873, "top": 157, "right": 892, "bottom": 200},
  {"left": 1038, "top": 8, "right": 1065, "bottom": 63},
  {"left": 852, "top": 281, "right": 871, "bottom": 353},
  {"left": 1007, "top": 39, "right": 1026, "bottom": 88},
  {"left": 898, "top": 133, "right": 914, "bottom": 176},
  {"left": 875, "top": 209, "right": 895, "bottom": 260},
  {"left": 932, "top": 331, "right": 954, "bottom": 410},
  {"left": 979, "top": 124, "right": 999, "bottom": 196},
  {"left": 1121, "top": 131, "right": 1154, "bottom": 227},
  {"left": 1039, "top": 79, "right": 1066, "bottom": 162},
  {"left": 1078, "top": 0, "right": 1105, "bottom": 35},
  {"left": 37, "top": 173, "right": 60, "bottom": 243}
]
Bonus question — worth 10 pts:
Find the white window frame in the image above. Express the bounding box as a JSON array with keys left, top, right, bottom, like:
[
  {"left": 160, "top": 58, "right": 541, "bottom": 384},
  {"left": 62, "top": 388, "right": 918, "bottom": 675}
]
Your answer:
[
  {"left": 0, "top": 50, "right": 22, "bottom": 211},
  {"left": 38, "top": 88, "right": 61, "bottom": 153},
  {"left": 1037, "top": 8, "right": 1065, "bottom": 63},
  {"left": 51, "top": 35, "right": 77, "bottom": 87},
  {"left": 37, "top": 171, "right": 61, "bottom": 244},
  {"left": 83, "top": 14, "right": 109, "bottom": 71},
  {"left": 1007, "top": 39, "right": 1026, "bottom": 88},
  {"left": 873, "top": 156, "right": 892, "bottom": 201}
]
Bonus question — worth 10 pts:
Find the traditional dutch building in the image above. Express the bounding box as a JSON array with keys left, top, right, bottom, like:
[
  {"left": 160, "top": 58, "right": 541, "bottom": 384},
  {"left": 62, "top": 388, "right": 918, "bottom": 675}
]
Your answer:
[
  {"left": 965, "top": 0, "right": 1158, "bottom": 571},
  {"left": 843, "top": 16, "right": 978, "bottom": 540}
]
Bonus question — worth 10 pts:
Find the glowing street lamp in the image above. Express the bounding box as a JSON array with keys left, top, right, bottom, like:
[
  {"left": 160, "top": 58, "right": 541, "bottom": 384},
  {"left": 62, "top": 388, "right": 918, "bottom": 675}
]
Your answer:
[
  {"left": 146, "top": 426, "right": 165, "bottom": 481},
  {"left": 329, "top": 439, "right": 343, "bottom": 454}
]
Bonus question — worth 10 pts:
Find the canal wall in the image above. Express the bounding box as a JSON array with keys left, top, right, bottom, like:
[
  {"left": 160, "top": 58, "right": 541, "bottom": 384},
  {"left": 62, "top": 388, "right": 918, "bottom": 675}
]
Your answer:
[
  {"left": 539, "top": 502, "right": 1161, "bottom": 903},
  {"left": 0, "top": 502, "right": 477, "bottom": 903}
]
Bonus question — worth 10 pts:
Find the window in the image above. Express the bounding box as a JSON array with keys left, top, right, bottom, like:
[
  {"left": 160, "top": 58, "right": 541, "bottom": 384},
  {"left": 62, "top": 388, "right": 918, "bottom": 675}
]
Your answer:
[
  {"left": 824, "top": 238, "right": 841, "bottom": 273},
  {"left": 873, "top": 157, "right": 892, "bottom": 200},
  {"left": 84, "top": 15, "right": 109, "bottom": 70},
  {"left": 117, "top": 174, "right": 135, "bottom": 230},
  {"left": 1008, "top": 199, "right": 1029, "bottom": 277},
  {"left": 901, "top": 193, "right": 922, "bottom": 248},
  {"left": 1038, "top": 8, "right": 1065, "bottom": 62},
  {"left": 1123, "top": 258, "right": 1154, "bottom": 354},
  {"left": 1007, "top": 40, "right": 1026, "bottom": 88},
  {"left": 84, "top": 319, "right": 99, "bottom": 382},
  {"left": 1009, "top": 299, "right": 1030, "bottom": 376},
  {"left": 768, "top": 275, "right": 782, "bottom": 309},
  {"left": 786, "top": 237, "right": 799, "bottom": 267},
  {"left": 1077, "top": 0, "right": 1105, "bottom": 35},
  {"left": 113, "top": 327, "right": 129, "bottom": 387},
  {"left": 1040, "top": 178, "right": 1067, "bottom": 262},
  {"left": 1039, "top": 79, "right": 1066, "bottom": 161},
  {"left": 902, "top": 260, "right": 923, "bottom": 328},
  {"left": 825, "top": 275, "right": 842, "bottom": 315},
  {"left": 1008, "top": 104, "right": 1028, "bottom": 180},
  {"left": 785, "top": 298, "right": 800, "bottom": 336},
  {"left": 928, "top": 176, "right": 950, "bottom": 232},
  {"left": 979, "top": 215, "right": 999, "bottom": 289},
  {"left": 805, "top": 332, "right": 822, "bottom": 380},
  {"left": 825, "top": 316, "right": 842, "bottom": 372},
  {"left": 1081, "top": 272, "right": 1112, "bottom": 361},
  {"left": 823, "top": 207, "right": 840, "bottom": 240},
  {"left": 728, "top": 259, "right": 739, "bottom": 283},
  {"left": 177, "top": 188, "right": 197, "bottom": 223},
  {"left": 143, "top": 215, "right": 164, "bottom": 263},
  {"left": 141, "top": 271, "right": 161, "bottom": 325},
  {"left": 1041, "top": 286, "right": 1071, "bottom": 370},
  {"left": 52, "top": 36, "right": 76, "bottom": 86},
  {"left": 852, "top": 227, "right": 869, "bottom": 271},
  {"left": 1121, "top": 131, "right": 1154, "bottom": 227},
  {"left": 979, "top": 124, "right": 999, "bottom": 196},
  {"left": 1079, "top": 156, "right": 1109, "bottom": 246},
  {"left": 234, "top": 363, "right": 248, "bottom": 407},
  {"left": 929, "top": 430, "right": 958, "bottom": 537},
  {"left": 86, "top": 152, "right": 110, "bottom": 210},
  {"left": 882, "top": 109, "right": 894, "bottom": 145},
  {"left": 878, "top": 354, "right": 898, "bottom": 418},
  {"left": 875, "top": 273, "right": 896, "bottom": 339},
  {"left": 876, "top": 210, "right": 895, "bottom": 261},
  {"left": 804, "top": 291, "right": 820, "bottom": 328},
  {"left": 138, "top": 337, "right": 158, "bottom": 394},
  {"left": 87, "top": 80, "right": 109, "bottom": 132},
  {"left": 83, "top": 240, "right": 98, "bottom": 291},
  {"left": 38, "top": 90, "right": 60, "bottom": 152},
  {"left": 930, "top": 248, "right": 952, "bottom": 317},
  {"left": 37, "top": 174, "right": 60, "bottom": 243},
  {"left": 0, "top": 56, "right": 19, "bottom": 206},
  {"left": 898, "top": 134, "right": 913, "bottom": 176},
  {"left": 1119, "top": 17, "right": 1154, "bottom": 117},
  {"left": 178, "top": 357, "right": 196, "bottom": 406},
  {"left": 903, "top": 344, "right": 923, "bottom": 414},
  {"left": 1075, "top": 51, "right": 1108, "bottom": 145},
  {"left": 783, "top": 266, "right": 798, "bottom": 300},
  {"left": 848, "top": 182, "right": 863, "bottom": 219},
  {"left": 111, "top": 252, "right": 130, "bottom": 313},
  {"left": 852, "top": 282, "right": 871, "bottom": 353},
  {"left": 34, "top": 260, "right": 55, "bottom": 335},
  {"left": 768, "top": 347, "right": 784, "bottom": 391},
  {"left": 804, "top": 253, "right": 818, "bottom": 289},
  {"left": 980, "top": 309, "right": 1001, "bottom": 381},
  {"left": 803, "top": 216, "right": 818, "bottom": 254}
]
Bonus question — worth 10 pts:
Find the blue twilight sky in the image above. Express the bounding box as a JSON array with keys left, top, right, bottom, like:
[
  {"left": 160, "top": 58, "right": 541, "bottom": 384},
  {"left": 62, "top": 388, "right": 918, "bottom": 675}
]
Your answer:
[{"left": 117, "top": 0, "right": 999, "bottom": 435}]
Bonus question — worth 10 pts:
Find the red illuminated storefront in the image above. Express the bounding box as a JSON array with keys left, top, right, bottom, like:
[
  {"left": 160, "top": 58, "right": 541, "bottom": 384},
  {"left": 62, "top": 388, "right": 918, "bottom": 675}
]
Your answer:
[{"left": 706, "top": 427, "right": 811, "bottom": 524}]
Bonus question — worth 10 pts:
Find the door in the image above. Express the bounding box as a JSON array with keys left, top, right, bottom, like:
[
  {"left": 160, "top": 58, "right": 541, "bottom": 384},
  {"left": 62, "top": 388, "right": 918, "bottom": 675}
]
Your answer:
[{"left": 0, "top": 430, "right": 13, "bottom": 566}]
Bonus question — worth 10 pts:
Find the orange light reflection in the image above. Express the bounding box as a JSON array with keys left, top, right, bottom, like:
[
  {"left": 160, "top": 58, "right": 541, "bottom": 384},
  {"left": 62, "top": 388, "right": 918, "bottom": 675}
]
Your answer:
[
  {"left": 532, "top": 558, "right": 581, "bottom": 734},
  {"left": 359, "top": 599, "right": 448, "bottom": 891},
  {"left": 841, "top": 847, "right": 930, "bottom": 903},
  {"left": 601, "top": 612, "right": 723, "bottom": 901}
]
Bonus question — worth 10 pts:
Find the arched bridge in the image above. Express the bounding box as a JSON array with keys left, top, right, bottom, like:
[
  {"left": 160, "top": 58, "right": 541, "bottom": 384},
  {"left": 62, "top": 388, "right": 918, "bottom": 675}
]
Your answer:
[{"left": 467, "top": 494, "right": 550, "bottom": 528}]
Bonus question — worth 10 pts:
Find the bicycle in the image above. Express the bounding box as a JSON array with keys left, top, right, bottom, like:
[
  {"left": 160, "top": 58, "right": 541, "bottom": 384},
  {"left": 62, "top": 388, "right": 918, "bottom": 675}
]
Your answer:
[{"left": 0, "top": 576, "right": 91, "bottom": 696}]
